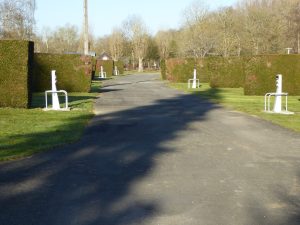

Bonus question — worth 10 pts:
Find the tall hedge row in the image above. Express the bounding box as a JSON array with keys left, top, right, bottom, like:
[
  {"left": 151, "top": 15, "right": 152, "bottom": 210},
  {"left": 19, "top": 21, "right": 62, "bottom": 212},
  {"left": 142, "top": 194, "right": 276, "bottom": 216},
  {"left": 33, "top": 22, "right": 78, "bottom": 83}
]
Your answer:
[
  {"left": 114, "top": 61, "right": 124, "bottom": 75},
  {"left": 244, "top": 55, "right": 300, "bottom": 95},
  {"left": 0, "top": 40, "right": 34, "bottom": 108},
  {"left": 164, "top": 58, "right": 210, "bottom": 82},
  {"left": 95, "top": 60, "right": 114, "bottom": 77},
  {"left": 209, "top": 57, "right": 246, "bottom": 88},
  {"left": 33, "top": 53, "right": 92, "bottom": 92},
  {"left": 160, "top": 59, "right": 166, "bottom": 80},
  {"left": 163, "top": 55, "right": 300, "bottom": 95}
]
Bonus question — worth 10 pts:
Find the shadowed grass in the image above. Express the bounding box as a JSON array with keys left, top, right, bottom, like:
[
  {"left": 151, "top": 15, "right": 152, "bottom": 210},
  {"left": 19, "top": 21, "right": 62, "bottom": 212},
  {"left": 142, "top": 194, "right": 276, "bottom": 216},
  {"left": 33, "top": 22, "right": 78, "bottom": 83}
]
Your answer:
[
  {"left": 170, "top": 83, "right": 300, "bottom": 132},
  {"left": 0, "top": 81, "right": 101, "bottom": 161}
]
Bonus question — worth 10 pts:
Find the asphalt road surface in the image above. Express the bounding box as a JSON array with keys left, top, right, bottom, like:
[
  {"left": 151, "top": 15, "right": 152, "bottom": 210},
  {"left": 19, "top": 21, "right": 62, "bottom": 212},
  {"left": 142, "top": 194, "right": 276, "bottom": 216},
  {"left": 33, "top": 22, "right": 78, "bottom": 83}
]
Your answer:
[{"left": 0, "top": 74, "right": 300, "bottom": 225}]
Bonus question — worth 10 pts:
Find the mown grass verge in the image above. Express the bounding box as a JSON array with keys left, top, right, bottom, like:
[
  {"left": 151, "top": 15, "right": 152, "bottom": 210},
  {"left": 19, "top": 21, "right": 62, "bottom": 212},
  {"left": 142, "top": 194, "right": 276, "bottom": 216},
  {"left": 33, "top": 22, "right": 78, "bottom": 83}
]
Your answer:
[
  {"left": 170, "top": 83, "right": 300, "bottom": 132},
  {"left": 0, "top": 81, "right": 101, "bottom": 161}
]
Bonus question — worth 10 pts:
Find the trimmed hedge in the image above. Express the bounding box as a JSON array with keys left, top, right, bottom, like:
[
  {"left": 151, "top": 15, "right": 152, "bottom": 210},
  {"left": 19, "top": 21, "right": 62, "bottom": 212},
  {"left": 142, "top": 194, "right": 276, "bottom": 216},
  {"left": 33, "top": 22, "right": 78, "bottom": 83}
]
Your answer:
[
  {"left": 209, "top": 57, "right": 246, "bottom": 88},
  {"left": 164, "top": 58, "right": 210, "bottom": 83},
  {"left": 160, "top": 59, "right": 166, "bottom": 80},
  {"left": 165, "top": 55, "right": 300, "bottom": 96},
  {"left": 114, "top": 61, "right": 124, "bottom": 75},
  {"left": 0, "top": 40, "right": 34, "bottom": 108},
  {"left": 244, "top": 55, "right": 300, "bottom": 95},
  {"left": 95, "top": 60, "right": 113, "bottom": 77},
  {"left": 33, "top": 53, "right": 92, "bottom": 92}
]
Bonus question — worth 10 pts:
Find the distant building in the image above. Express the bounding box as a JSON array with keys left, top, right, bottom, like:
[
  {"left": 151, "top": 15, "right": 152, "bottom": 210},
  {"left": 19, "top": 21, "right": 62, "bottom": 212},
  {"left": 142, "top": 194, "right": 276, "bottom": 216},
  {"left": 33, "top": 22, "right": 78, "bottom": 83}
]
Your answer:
[
  {"left": 89, "top": 51, "right": 96, "bottom": 57},
  {"left": 98, "top": 52, "right": 111, "bottom": 61}
]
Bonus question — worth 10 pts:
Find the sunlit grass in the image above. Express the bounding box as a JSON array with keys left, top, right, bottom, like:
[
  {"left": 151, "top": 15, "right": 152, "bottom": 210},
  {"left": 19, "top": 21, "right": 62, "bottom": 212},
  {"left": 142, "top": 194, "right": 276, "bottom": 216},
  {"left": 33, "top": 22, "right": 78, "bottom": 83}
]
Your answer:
[
  {"left": 170, "top": 82, "right": 300, "bottom": 132},
  {"left": 0, "top": 81, "right": 101, "bottom": 161}
]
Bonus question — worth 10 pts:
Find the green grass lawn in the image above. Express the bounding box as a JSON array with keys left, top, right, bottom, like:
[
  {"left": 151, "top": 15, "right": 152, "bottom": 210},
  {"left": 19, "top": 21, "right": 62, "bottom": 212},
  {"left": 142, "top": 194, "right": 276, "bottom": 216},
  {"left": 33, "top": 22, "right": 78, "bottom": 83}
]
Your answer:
[
  {"left": 0, "top": 81, "right": 101, "bottom": 161},
  {"left": 170, "top": 83, "right": 300, "bottom": 132}
]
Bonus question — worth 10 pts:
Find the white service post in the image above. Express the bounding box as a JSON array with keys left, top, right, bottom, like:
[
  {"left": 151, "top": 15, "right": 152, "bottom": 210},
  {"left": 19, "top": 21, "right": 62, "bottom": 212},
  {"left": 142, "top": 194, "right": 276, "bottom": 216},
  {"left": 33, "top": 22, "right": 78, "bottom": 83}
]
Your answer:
[
  {"left": 273, "top": 74, "right": 282, "bottom": 113},
  {"left": 114, "top": 66, "right": 119, "bottom": 75},
  {"left": 51, "top": 70, "right": 60, "bottom": 110},
  {"left": 192, "top": 68, "right": 197, "bottom": 89},
  {"left": 100, "top": 66, "right": 104, "bottom": 78}
]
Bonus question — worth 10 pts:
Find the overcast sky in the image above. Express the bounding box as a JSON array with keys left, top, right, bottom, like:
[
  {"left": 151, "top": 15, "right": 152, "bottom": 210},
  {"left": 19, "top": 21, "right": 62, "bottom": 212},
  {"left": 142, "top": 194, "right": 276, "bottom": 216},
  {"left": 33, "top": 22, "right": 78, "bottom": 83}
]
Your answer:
[{"left": 35, "top": 0, "right": 238, "bottom": 37}]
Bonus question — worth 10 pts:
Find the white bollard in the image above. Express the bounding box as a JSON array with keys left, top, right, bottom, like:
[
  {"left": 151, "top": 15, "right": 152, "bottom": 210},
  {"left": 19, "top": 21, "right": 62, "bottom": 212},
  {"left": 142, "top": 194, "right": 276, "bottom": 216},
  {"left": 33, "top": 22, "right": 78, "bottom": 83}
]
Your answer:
[
  {"left": 264, "top": 74, "right": 294, "bottom": 115},
  {"left": 51, "top": 70, "right": 60, "bottom": 110},
  {"left": 192, "top": 69, "right": 197, "bottom": 89},
  {"left": 188, "top": 68, "right": 200, "bottom": 89},
  {"left": 114, "top": 66, "right": 119, "bottom": 76},
  {"left": 273, "top": 74, "right": 282, "bottom": 113},
  {"left": 100, "top": 66, "right": 104, "bottom": 78}
]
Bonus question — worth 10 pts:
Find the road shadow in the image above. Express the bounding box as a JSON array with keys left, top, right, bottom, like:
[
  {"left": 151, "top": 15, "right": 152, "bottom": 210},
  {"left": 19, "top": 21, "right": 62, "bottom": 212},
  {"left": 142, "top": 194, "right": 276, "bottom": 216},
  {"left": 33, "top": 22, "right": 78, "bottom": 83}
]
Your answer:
[
  {"left": 243, "top": 155, "right": 300, "bottom": 225},
  {"left": 1, "top": 89, "right": 300, "bottom": 224},
  {"left": 0, "top": 93, "right": 218, "bottom": 225}
]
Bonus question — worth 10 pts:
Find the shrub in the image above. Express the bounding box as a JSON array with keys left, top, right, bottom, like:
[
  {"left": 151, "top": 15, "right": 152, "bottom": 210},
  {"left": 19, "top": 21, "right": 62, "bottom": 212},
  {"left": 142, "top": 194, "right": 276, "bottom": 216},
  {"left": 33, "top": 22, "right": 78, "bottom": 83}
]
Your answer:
[
  {"left": 114, "top": 61, "right": 124, "bottom": 75},
  {"left": 244, "top": 55, "right": 300, "bottom": 95},
  {"left": 0, "top": 40, "right": 34, "bottom": 108},
  {"left": 95, "top": 60, "right": 113, "bottom": 77},
  {"left": 164, "top": 55, "right": 300, "bottom": 96},
  {"left": 209, "top": 57, "right": 246, "bottom": 88},
  {"left": 196, "top": 58, "right": 210, "bottom": 83},
  {"left": 33, "top": 53, "right": 92, "bottom": 92},
  {"left": 171, "top": 58, "right": 195, "bottom": 82},
  {"left": 160, "top": 59, "right": 166, "bottom": 80},
  {"left": 165, "top": 58, "right": 210, "bottom": 82}
]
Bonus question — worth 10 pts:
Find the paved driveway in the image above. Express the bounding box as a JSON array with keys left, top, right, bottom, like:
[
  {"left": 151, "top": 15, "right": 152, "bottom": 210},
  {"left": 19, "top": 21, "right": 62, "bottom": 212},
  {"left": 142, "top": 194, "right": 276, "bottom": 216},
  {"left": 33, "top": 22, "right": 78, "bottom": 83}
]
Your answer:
[{"left": 0, "top": 74, "right": 300, "bottom": 225}]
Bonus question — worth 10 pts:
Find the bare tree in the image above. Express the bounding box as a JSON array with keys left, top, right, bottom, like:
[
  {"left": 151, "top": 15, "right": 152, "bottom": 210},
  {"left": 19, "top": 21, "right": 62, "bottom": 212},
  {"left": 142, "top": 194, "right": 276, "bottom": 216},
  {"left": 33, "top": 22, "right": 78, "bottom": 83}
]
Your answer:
[
  {"left": 93, "top": 35, "right": 110, "bottom": 56},
  {"left": 214, "top": 7, "right": 241, "bottom": 57},
  {"left": 123, "top": 15, "right": 149, "bottom": 72},
  {"left": 283, "top": 0, "right": 300, "bottom": 53},
  {"left": 108, "top": 28, "right": 125, "bottom": 61},
  {"left": 0, "top": 0, "right": 36, "bottom": 40},
  {"left": 155, "top": 29, "right": 178, "bottom": 59},
  {"left": 44, "top": 24, "right": 79, "bottom": 53},
  {"left": 179, "top": 0, "right": 217, "bottom": 58},
  {"left": 177, "top": 0, "right": 297, "bottom": 57}
]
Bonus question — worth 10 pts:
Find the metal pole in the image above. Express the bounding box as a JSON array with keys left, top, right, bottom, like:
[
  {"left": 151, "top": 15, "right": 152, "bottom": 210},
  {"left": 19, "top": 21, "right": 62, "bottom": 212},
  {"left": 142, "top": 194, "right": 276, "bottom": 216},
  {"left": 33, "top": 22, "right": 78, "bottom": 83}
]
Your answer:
[{"left": 83, "top": 0, "right": 89, "bottom": 55}]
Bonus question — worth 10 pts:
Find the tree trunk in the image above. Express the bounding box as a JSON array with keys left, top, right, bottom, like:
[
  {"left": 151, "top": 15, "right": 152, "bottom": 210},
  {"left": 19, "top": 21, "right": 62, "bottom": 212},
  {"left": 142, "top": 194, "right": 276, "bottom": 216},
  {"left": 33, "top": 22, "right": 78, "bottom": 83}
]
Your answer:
[
  {"left": 46, "top": 40, "right": 49, "bottom": 53},
  {"left": 138, "top": 57, "right": 143, "bottom": 72},
  {"left": 131, "top": 51, "right": 135, "bottom": 70}
]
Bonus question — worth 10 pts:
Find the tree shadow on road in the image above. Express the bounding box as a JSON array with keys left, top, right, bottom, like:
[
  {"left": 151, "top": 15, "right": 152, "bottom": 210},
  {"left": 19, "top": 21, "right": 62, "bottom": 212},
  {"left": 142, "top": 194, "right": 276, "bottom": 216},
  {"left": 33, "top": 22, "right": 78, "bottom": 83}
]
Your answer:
[
  {"left": 243, "top": 158, "right": 300, "bottom": 225},
  {"left": 0, "top": 93, "right": 218, "bottom": 225}
]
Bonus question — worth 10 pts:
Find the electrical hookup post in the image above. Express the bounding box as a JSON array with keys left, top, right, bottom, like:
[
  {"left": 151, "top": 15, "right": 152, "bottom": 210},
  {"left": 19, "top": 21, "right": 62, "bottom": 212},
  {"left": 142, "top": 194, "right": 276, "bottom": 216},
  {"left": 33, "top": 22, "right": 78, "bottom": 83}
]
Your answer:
[
  {"left": 44, "top": 70, "right": 70, "bottom": 111},
  {"left": 264, "top": 74, "right": 294, "bottom": 115},
  {"left": 188, "top": 64, "right": 200, "bottom": 89},
  {"left": 51, "top": 70, "right": 60, "bottom": 110}
]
